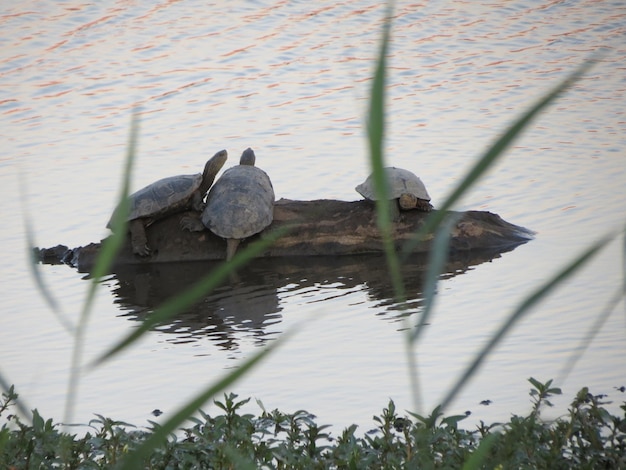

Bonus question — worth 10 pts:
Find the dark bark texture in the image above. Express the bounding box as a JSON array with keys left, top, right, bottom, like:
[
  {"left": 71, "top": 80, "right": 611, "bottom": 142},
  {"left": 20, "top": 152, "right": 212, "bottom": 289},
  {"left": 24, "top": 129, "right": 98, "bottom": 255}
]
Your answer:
[{"left": 37, "top": 198, "right": 534, "bottom": 273}]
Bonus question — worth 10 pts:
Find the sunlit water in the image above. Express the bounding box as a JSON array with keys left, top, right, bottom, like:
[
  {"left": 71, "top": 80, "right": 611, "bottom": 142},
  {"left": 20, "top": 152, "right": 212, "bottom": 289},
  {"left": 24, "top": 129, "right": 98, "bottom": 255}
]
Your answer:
[{"left": 1, "top": 1, "right": 625, "bottom": 435}]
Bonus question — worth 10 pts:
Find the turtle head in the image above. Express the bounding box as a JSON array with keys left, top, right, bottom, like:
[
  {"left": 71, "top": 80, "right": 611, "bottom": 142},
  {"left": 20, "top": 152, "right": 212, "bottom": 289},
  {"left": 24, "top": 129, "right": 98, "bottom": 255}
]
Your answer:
[
  {"left": 201, "top": 149, "right": 228, "bottom": 193},
  {"left": 239, "top": 147, "right": 256, "bottom": 166}
]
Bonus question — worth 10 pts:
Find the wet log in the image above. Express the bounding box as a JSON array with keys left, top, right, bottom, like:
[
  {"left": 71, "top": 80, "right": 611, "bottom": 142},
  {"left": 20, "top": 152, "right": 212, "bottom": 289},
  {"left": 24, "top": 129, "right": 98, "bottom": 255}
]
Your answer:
[{"left": 38, "top": 198, "right": 534, "bottom": 272}]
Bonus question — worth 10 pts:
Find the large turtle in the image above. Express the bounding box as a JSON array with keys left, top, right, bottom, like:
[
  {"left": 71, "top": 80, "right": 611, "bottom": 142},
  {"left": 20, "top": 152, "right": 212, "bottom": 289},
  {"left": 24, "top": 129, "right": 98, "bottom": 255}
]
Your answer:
[
  {"left": 182, "top": 148, "right": 274, "bottom": 261},
  {"left": 107, "top": 149, "right": 228, "bottom": 256},
  {"left": 355, "top": 167, "right": 433, "bottom": 218}
]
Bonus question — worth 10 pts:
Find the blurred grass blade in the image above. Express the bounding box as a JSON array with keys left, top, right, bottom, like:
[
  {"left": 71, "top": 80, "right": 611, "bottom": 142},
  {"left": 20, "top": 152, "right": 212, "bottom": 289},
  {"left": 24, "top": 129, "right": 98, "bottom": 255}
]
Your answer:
[
  {"left": 439, "top": 230, "right": 616, "bottom": 412},
  {"left": 89, "top": 112, "right": 138, "bottom": 281},
  {"left": 366, "top": 3, "right": 406, "bottom": 304},
  {"left": 64, "top": 111, "right": 139, "bottom": 426},
  {"left": 623, "top": 226, "right": 626, "bottom": 295},
  {"left": 366, "top": 4, "right": 390, "bottom": 207},
  {"left": 118, "top": 327, "right": 293, "bottom": 470},
  {"left": 410, "top": 212, "right": 461, "bottom": 344},
  {"left": 80, "top": 110, "right": 138, "bottom": 319},
  {"left": 18, "top": 170, "right": 74, "bottom": 333},
  {"left": 92, "top": 226, "right": 290, "bottom": 367},
  {"left": 438, "top": 58, "right": 595, "bottom": 213},
  {"left": 558, "top": 223, "right": 626, "bottom": 381},
  {"left": 405, "top": 213, "right": 459, "bottom": 415},
  {"left": 558, "top": 284, "right": 624, "bottom": 383},
  {"left": 402, "top": 58, "right": 597, "bottom": 258}
]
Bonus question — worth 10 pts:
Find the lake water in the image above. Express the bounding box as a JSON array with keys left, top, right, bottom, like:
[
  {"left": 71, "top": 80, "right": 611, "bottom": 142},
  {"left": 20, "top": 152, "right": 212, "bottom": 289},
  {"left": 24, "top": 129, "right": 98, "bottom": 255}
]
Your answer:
[{"left": 1, "top": 1, "right": 625, "bottom": 434}]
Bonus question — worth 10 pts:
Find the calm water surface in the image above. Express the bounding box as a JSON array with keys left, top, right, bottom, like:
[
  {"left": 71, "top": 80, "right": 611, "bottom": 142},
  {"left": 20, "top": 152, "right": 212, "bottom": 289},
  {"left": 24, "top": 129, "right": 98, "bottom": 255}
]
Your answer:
[{"left": 1, "top": 1, "right": 625, "bottom": 433}]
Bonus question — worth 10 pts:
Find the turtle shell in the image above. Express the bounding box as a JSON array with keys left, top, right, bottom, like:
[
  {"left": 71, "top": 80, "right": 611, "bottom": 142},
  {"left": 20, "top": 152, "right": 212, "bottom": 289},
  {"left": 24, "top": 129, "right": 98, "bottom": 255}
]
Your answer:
[
  {"left": 355, "top": 167, "right": 430, "bottom": 201},
  {"left": 202, "top": 165, "right": 274, "bottom": 240},
  {"left": 107, "top": 173, "right": 202, "bottom": 229}
]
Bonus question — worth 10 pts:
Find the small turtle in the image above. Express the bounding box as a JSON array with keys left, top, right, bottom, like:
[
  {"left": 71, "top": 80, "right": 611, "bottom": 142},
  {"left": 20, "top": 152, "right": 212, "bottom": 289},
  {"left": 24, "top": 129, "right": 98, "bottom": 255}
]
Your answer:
[
  {"left": 182, "top": 148, "right": 274, "bottom": 261},
  {"left": 355, "top": 167, "right": 433, "bottom": 218},
  {"left": 107, "top": 149, "right": 228, "bottom": 256}
]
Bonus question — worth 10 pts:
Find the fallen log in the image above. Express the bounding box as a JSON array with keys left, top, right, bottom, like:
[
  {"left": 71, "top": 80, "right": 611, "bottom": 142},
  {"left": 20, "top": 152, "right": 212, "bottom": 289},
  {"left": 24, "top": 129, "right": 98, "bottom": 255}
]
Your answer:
[{"left": 37, "top": 198, "right": 534, "bottom": 272}]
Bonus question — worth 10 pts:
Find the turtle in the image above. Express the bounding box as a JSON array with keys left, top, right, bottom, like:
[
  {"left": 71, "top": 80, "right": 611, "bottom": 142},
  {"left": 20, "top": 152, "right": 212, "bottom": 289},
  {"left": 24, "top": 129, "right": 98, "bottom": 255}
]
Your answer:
[
  {"left": 182, "top": 147, "right": 275, "bottom": 261},
  {"left": 355, "top": 167, "right": 433, "bottom": 218},
  {"left": 107, "top": 149, "right": 228, "bottom": 256}
]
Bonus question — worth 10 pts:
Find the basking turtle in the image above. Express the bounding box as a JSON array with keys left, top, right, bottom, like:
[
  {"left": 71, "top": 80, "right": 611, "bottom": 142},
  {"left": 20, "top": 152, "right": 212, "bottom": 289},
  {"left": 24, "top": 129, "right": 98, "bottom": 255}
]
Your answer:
[
  {"left": 182, "top": 148, "right": 274, "bottom": 261},
  {"left": 107, "top": 149, "right": 228, "bottom": 256},
  {"left": 355, "top": 167, "right": 433, "bottom": 218}
]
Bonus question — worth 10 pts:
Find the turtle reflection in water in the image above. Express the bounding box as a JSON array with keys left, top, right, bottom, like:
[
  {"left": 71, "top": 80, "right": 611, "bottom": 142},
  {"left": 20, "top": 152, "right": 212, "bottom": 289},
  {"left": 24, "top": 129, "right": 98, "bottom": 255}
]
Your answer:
[
  {"left": 355, "top": 166, "right": 433, "bottom": 220},
  {"left": 182, "top": 148, "right": 275, "bottom": 261},
  {"left": 107, "top": 149, "right": 228, "bottom": 256}
]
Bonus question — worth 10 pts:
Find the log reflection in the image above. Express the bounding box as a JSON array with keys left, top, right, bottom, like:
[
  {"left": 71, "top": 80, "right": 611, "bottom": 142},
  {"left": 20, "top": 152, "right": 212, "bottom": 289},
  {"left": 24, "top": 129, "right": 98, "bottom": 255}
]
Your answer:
[{"left": 109, "top": 247, "right": 520, "bottom": 350}]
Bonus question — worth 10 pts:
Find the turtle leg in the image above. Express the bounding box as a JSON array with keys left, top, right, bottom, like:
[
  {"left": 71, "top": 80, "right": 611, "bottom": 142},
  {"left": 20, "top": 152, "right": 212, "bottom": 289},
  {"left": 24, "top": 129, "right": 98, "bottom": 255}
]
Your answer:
[
  {"left": 390, "top": 200, "right": 401, "bottom": 222},
  {"left": 226, "top": 238, "right": 241, "bottom": 261},
  {"left": 415, "top": 199, "right": 434, "bottom": 212},
  {"left": 129, "top": 219, "right": 151, "bottom": 256},
  {"left": 180, "top": 214, "right": 205, "bottom": 232},
  {"left": 399, "top": 193, "right": 418, "bottom": 211},
  {"left": 398, "top": 193, "right": 433, "bottom": 212},
  {"left": 190, "top": 190, "right": 206, "bottom": 212}
]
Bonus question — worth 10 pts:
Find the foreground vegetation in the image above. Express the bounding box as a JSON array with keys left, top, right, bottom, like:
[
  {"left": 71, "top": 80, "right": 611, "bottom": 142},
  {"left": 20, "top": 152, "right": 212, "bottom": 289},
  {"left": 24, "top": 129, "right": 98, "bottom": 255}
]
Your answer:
[{"left": 1, "top": 379, "right": 625, "bottom": 469}]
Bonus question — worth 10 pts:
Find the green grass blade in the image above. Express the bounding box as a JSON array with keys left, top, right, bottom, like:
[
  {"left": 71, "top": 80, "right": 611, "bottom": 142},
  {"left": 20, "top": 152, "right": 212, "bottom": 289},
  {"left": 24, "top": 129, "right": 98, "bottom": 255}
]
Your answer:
[
  {"left": 91, "top": 226, "right": 290, "bottom": 367},
  {"left": 18, "top": 170, "right": 74, "bottom": 333},
  {"left": 89, "top": 113, "right": 138, "bottom": 281},
  {"left": 623, "top": 225, "right": 626, "bottom": 296},
  {"left": 404, "top": 214, "right": 459, "bottom": 415},
  {"left": 366, "top": 7, "right": 390, "bottom": 207},
  {"left": 410, "top": 212, "right": 461, "bottom": 344},
  {"left": 117, "top": 328, "right": 293, "bottom": 470},
  {"left": 402, "top": 58, "right": 598, "bottom": 258},
  {"left": 558, "top": 224, "right": 626, "bottom": 382},
  {"left": 439, "top": 230, "right": 616, "bottom": 412},
  {"left": 557, "top": 285, "right": 624, "bottom": 384},
  {"left": 64, "top": 112, "right": 139, "bottom": 426},
  {"left": 366, "top": 2, "right": 406, "bottom": 305}
]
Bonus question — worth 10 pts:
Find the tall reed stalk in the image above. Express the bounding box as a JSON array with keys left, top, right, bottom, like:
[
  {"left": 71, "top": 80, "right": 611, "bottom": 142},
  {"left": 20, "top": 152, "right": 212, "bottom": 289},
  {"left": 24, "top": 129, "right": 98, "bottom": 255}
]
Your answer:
[{"left": 366, "top": 4, "right": 621, "bottom": 420}]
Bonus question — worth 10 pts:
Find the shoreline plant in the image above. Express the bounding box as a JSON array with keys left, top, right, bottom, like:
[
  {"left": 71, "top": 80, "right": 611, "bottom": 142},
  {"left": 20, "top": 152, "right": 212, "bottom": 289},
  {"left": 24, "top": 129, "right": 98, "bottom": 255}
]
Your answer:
[{"left": 1, "top": 379, "right": 624, "bottom": 469}]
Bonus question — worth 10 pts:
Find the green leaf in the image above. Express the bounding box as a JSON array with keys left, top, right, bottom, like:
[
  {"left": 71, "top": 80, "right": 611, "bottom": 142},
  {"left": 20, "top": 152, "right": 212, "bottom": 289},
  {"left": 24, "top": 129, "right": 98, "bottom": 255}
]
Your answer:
[
  {"left": 441, "top": 413, "right": 469, "bottom": 428},
  {"left": 547, "top": 387, "right": 562, "bottom": 396},
  {"left": 528, "top": 377, "right": 544, "bottom": 391}
]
